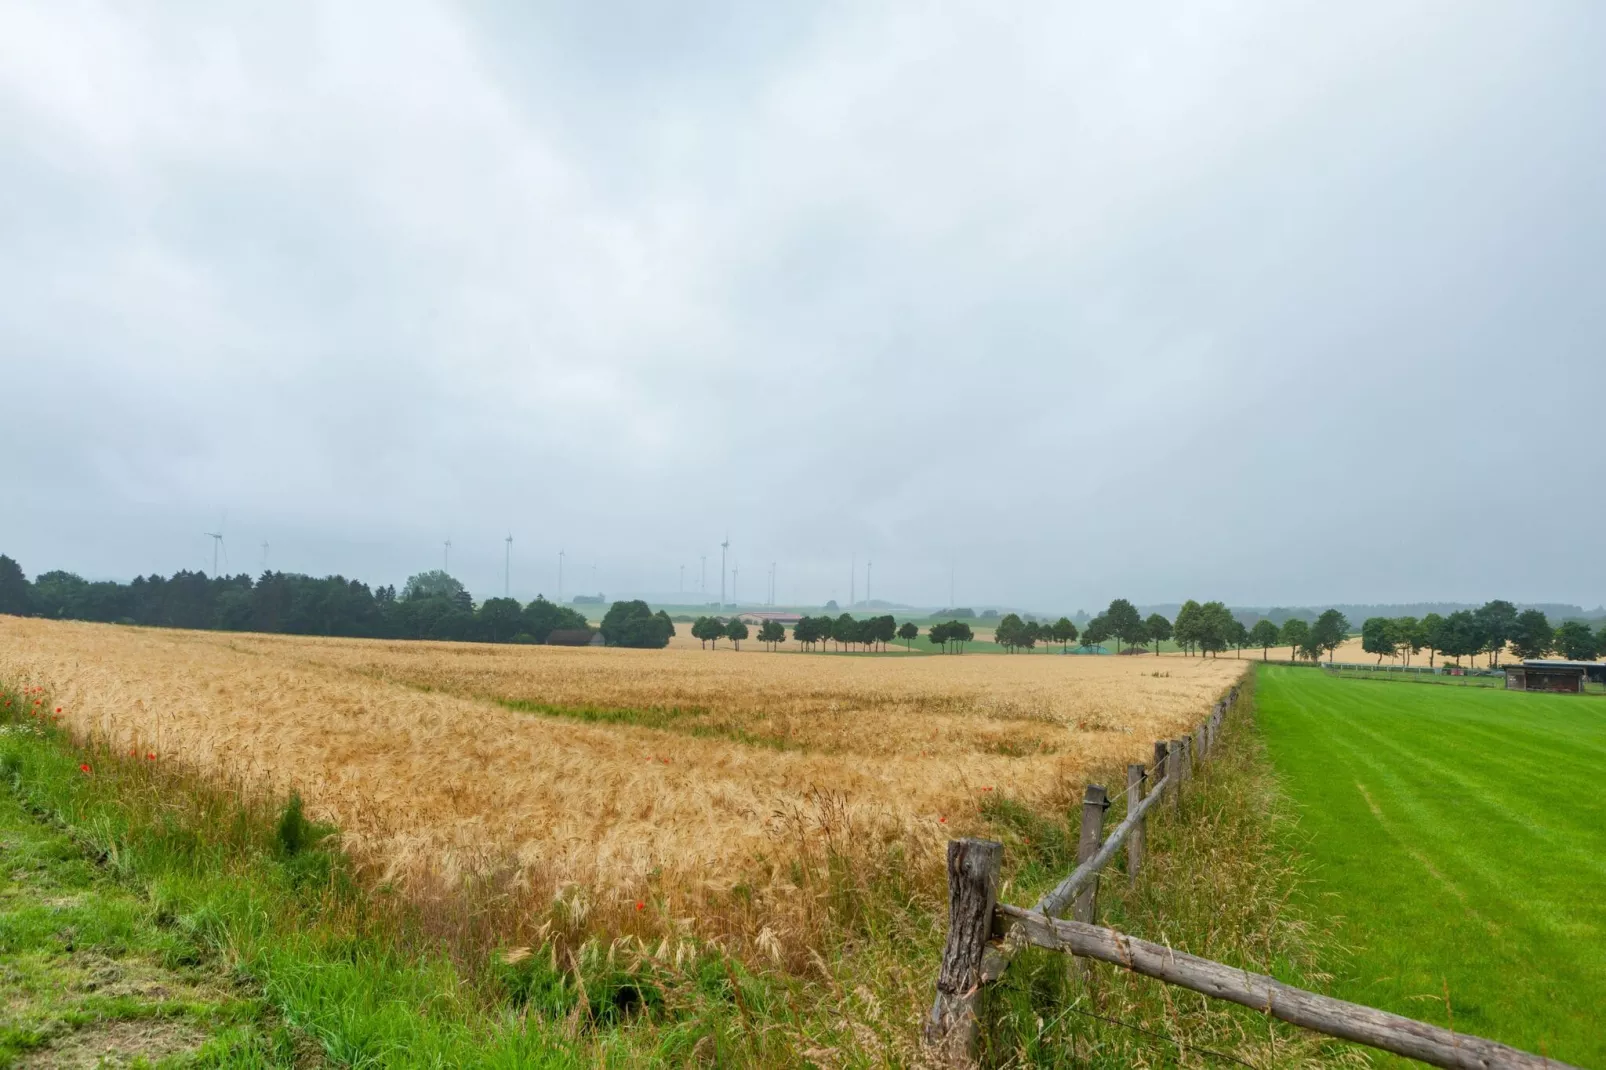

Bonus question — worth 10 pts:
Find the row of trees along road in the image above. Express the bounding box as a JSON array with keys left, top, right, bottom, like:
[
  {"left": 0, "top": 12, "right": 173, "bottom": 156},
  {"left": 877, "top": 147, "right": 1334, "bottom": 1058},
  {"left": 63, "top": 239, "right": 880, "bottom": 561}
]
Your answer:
[
  {"left": 1359, "top": 601, "right": 1606, "bottom": 666},
  {"left": 0, "top": 554, "right": 684, "bottom": 649},
  {"left": 689, "top": 614, "right": 932, "bottom": 652}
]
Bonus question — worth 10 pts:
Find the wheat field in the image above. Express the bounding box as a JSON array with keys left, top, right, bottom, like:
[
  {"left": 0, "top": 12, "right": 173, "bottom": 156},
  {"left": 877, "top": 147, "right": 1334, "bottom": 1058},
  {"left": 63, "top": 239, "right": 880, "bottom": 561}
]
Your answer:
[{"left": 0, "top": 617, "right": 1243, "bottom": 947}]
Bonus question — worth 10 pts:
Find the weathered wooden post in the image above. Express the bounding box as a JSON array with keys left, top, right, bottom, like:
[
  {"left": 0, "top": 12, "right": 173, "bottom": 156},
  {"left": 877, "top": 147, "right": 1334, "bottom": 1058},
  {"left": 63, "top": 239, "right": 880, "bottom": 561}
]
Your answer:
[
  {"left": 1073, "top": 785, "right": 1108, "bottom": 980},
  {"left": 1126, "top": 764, "right": 1145, "bottom": 885},
  {"left": 1152, "top": 740, "right": 1169, "bottom": 794},
  {"left": 1170, "top": 738, "right": 1187, "bottom": 807},
  {"left": 925, "top": 838, "right": 1003, "bottom": 1067}
]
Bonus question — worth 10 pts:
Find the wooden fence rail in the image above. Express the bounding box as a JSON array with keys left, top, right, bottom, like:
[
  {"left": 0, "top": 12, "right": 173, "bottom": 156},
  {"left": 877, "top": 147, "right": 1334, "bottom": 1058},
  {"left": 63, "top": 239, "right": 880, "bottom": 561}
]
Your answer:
[
  {"left": 994, "top": 904, "right": 1576, "bottom": 1070},
  {"left": 922, "top": 686, "right": 1576, "bottom": 1069}
]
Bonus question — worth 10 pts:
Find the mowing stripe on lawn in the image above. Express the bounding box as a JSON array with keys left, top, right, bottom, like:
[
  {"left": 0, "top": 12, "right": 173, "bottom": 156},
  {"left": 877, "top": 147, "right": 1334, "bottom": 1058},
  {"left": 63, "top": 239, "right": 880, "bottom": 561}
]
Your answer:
[{"left": 1255, "top": 666, "right": 1604, "bottom": 1067}]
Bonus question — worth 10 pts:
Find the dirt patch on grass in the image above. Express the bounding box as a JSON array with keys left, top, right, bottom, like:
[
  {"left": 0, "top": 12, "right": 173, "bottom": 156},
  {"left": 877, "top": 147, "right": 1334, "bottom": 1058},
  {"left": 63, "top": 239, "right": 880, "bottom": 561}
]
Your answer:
[{"left": 16, "top": 1017, "right": 209, "bottom": 1068}]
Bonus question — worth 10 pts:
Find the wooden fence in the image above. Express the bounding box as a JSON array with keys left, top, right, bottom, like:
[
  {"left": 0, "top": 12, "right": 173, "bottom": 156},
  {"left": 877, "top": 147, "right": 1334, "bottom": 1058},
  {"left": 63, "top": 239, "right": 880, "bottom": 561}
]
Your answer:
[{"left": 922, "top": 687, "right": 1578, "bottom": 1070}]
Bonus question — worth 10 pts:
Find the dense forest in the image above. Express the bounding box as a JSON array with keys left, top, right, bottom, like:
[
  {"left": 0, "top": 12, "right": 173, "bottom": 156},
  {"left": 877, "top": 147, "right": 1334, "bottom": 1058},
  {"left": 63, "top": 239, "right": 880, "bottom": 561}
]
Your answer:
[{"left": 0, "top": 554, "right": 599, "bottom": 645}]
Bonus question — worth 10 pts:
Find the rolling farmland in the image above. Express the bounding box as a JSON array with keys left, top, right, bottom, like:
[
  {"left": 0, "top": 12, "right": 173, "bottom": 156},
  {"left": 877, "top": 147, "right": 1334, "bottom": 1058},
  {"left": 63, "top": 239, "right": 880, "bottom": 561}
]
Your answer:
[
  {"left": 0, "top": 617, "right": 1244, "bottom": 960},
  {"left": 1255, "top": 666, "right": 1605, "bottom": 1066}
]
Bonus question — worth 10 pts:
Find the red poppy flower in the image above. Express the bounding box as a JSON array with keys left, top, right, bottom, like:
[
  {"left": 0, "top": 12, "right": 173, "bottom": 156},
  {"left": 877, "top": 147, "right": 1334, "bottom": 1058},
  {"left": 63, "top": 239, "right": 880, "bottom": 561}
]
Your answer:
[
  {"left": 79, "top": 764, "right": 92, "bottom": 775},
  {"left": 939, "top": 816, "right": 947, "bottom": 823},
  {"left": 635, "top": 900, "right": 645, "bottom": 911},
  {"left": 55, "top": 707, "right": 61, "bottom": 714},
  {"left": 146, "top": 753, "right": 155, "bottom": 761}
]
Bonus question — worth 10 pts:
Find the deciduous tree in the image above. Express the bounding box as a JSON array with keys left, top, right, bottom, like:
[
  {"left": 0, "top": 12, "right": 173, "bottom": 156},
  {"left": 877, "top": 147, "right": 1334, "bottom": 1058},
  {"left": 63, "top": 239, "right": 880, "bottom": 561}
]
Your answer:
[
  {"left": 898, "top": 620, "right": 919, "bottom": 651},
  {"left": 995, "top": 613, "right": 1027, "bottom": 652},
  {"left": 1248, "top": 619, "right": 1280, "bottom": 660},
  {"left": 1105, "top": 598, "right": 1145, "bottom": 654},
  {"left": 1508, "top": 609, "right": 1553, "bottom": 661},
  {"left": 1279, "top": 618, "right": 1310, "bottom": 661},
  {"left": 725, "top": 618, "right": 750, "bottom": 650},
  {"left": 757, "top": 619, "right": 786, "bottom": 651},
  {"left": 0, "top": 554, "right": 31, "bottom": 616},
  {"left": 1143, "top": 613, "right": 1171, "bottom": 655},
  {"left": 1361, "top": 616, "right": 1398, "bottom": 664},
  {"left": 1553, "top": 620, "right": 1598, "bottom": 661},
  {"left": 601, "top": 600, "right": 673, "bottom": 648},
  {"left": 1173, "top": 600, "right": 1203, "bottom": 656},
  {"left": 1475, "top": 600, "right": 1519, "bottom": 666},
  {"left": 1311, "top": 609, "right": 1350, "bottom": 663},
  {"left": 1420, "top": 612, "right": 1446, "bottom": 667}
]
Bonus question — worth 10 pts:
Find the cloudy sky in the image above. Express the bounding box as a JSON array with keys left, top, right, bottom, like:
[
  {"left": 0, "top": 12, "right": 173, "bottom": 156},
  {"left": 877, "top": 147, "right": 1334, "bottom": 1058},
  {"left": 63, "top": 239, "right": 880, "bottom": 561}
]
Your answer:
[{"left": 2, "top": 1, "right": 1602, "bottom": 611}]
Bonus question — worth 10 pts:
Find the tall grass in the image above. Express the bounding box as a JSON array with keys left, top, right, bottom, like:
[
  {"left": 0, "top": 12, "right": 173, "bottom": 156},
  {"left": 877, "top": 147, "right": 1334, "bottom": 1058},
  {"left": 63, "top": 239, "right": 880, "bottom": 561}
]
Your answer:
[{"left": 978, "top": 676, "right": 1364, "bottom": 1068}]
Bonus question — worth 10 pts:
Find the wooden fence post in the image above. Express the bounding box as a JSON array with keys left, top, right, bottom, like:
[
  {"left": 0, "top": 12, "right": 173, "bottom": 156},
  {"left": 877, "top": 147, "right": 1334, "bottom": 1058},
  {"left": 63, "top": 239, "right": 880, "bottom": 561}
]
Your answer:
[
  {"left": 925, "top": 838, "right": 1003, "bottom": 1067},
  {"left": 1152, "top": 740, "right": 1169, "bottom": 795},
  {"left": 1073, "top": 785, "right": 1108, "bottom": 980},
  {"left": 1170, "top": 738, "right": 1187, "bottom": 807},
  {"left": 1126, "top": 764, "right": 1145, "bottom": 885}
]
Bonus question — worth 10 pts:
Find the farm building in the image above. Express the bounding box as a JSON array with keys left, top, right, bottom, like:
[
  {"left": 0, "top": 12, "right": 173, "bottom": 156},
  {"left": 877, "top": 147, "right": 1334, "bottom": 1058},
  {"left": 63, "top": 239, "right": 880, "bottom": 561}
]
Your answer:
[
  {"left": 547, "top": 628, "right": 602, "bottom": 646},
  {"left": 737, "top": 611, "right": 803, "bottom": 626},
  {"left": 1503, "top": 660, "right": 1597, "bottom": 692}
]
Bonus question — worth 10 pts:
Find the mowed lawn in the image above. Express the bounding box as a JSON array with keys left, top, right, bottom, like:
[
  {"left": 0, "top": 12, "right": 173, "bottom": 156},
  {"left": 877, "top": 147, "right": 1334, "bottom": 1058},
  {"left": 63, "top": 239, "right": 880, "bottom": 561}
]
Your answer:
[{"left": 1255, "top": 666, "right": 1605, "bottom": 1067}]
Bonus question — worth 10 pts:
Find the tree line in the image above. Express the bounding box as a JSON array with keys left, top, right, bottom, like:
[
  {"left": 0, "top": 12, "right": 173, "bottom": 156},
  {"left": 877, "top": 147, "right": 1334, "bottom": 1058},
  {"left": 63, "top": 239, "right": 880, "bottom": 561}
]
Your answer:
[
  {"left": 689, "top": 613, "right": 931, "bottom": 652},
  {"left": 0, "top": 554, "right": 680, "bottom": 649},
  {"left": 1358, "top": 601, "right": 1605, "bottom": 667}
]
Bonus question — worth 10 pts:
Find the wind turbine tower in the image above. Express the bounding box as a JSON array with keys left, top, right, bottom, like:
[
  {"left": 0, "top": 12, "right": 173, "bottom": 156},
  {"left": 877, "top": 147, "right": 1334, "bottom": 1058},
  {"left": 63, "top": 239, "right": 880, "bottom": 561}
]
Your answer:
[
  {"left": 504, "top": 534, "right": 513, "bottom": 598},
  {"left": 720, "top": 535, "right": 729, "bottom": 608},
  {"left": 866, "top": 559, "right": 872, "bottom": 607},
  {"left": 558, "top": 549, "right": 565, "bottom": 602},
  {"left": 850, "top": 553, "right": 856, "bottom": 608},
  {"left": 205, "top": 530, "right": 225, "bottom": 577},
  {"left": 444, "top": 539, "right": 452, "bottom": 575}
]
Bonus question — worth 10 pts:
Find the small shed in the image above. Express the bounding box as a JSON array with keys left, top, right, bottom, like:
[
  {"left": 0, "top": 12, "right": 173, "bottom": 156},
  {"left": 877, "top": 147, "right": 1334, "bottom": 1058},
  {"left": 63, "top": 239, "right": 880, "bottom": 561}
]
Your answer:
[
  {"left": 1504, "top": 661, "right": 1586, "bottom": 693},
  {"left": 547, "top": 628, "right": 601, "bottom": 647}
]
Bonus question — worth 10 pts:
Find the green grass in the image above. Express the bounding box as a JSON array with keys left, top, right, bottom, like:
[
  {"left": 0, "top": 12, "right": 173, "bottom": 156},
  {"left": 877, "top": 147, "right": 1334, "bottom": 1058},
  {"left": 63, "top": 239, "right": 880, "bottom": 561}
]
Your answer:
[
  {"left": 0, "top": 779, "right": 291, "bottom": 1066},
  {"left": 1254, "top": 665, "right": 1605, "bottom": 1066}
]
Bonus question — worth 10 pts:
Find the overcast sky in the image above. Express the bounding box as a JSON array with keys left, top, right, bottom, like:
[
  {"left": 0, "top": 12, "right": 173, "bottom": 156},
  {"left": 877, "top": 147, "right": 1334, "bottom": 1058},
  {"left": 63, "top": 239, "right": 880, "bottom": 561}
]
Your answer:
[{"left": 2, "top": 1, "right": 1602, "bottom": 611}]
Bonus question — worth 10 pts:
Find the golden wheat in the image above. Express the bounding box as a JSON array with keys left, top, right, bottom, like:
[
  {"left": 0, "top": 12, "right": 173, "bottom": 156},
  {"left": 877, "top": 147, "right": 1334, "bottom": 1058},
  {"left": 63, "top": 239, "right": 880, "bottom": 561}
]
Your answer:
[{"left": 0, "top": 617, "right": 1243, "bottom": 944}]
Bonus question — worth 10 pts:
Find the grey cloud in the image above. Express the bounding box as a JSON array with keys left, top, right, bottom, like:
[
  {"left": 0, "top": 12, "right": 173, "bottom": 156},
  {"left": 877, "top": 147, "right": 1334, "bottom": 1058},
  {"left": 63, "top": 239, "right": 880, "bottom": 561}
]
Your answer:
[{"left": 2, "top": 1, "right": 1602, "bottom": 610}]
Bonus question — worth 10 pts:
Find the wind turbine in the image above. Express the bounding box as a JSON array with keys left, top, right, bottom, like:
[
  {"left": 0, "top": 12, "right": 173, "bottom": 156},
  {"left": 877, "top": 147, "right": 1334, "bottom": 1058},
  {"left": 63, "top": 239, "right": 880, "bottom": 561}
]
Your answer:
[
  {"left": 558, "top": 549, "right": 565, "bottom": 602},
  {"left": 504, "top": 534, "right": 513, "bottom": 598},
  {"left": 443, "top": 538, "right": 452, "bottom": 575},
  {"left": 866, "top": 559, "right": 872, "bottom": 607},
  {"left": 732, "top": 560, "right": 739, "bottom": 605},
  {"left": 850, "top": 553, "right": 856, "bottom": 608},
  {"left": 261, "top": 541, "right": 269, "bottom": 573},
  {"left": 204, "top": 531, "right": 224, "bottom": 576},
  {"left": 700, "top": 555, "right": 707, "bottom": 599},
  {"left": 720, "top": 535, "right": 730, "bottom": 608}
]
